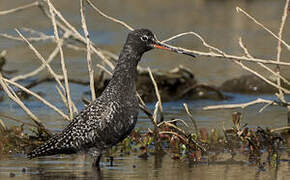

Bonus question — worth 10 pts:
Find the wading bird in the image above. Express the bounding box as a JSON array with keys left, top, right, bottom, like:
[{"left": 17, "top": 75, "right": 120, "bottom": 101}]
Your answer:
[{"left": 27, "top": 29, "right": 194, "bottom": 167}]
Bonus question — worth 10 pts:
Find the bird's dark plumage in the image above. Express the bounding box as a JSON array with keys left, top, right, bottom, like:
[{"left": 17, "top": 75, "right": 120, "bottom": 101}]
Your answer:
[{"left": 27, "top": 29, "right": 182, "bottom": 167}]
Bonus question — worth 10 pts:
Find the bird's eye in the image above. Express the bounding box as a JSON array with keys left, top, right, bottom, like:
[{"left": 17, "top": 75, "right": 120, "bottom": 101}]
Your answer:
[{"left": 140, "top": 35, "right": 149, "bottom": 41}]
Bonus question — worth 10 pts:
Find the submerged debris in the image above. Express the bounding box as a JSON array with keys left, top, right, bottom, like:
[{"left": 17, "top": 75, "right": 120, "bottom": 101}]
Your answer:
[
  {"left": 16, "top": 66, "right": 227, "bottom": 102},
  {"left": 220, "top": 74, "right": 290, "bottom": 94}
]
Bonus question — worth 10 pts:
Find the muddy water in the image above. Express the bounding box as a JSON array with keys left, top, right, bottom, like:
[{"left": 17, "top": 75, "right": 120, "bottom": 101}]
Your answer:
[
  {"left": 0, "top": 0, "right": 290, "bottom": 179},
  {"left": 0, "top": 152, "right": 290, "bottom": 180}
]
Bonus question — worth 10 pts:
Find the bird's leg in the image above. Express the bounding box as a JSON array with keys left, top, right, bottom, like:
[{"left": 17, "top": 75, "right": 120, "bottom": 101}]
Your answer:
[
  {"left": 92, "top": 153, "right": 102, "bottom": 168},
  {"left": 89, "top": 148, "right": 102, "bottom": 168}
]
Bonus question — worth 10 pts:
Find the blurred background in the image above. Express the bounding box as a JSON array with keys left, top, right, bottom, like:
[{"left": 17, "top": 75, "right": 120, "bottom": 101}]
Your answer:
[{"left": 0, "top": 0, "right": 289, "bottom": 131}]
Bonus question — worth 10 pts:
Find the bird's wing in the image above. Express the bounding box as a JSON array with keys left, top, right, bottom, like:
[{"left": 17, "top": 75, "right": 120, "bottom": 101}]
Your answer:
[{"left": 27, "top": 99, "right": 111, "bottom": 158}]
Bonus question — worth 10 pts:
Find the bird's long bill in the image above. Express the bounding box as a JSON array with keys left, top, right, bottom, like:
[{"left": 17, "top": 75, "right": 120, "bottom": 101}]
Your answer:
[{"left": 152, "top": 41, "right": 196, "bottom": 58}]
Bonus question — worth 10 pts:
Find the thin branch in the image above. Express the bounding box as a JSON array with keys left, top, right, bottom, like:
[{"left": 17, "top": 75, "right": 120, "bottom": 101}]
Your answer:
[
  {"left": 238, "top": 38, "right": 290, "bottom": 95},
  {"left": 0, "top": 33, "right": 53, "bottom": 42},
  {"left": 234, "top": 60, "right": 290, "bottom": 94},
  {"left": 238, "top": 38, "right": 290, "bottom": 86},
  {"left": 152, "top": 101, "right": 160, "bottom": 126},
  {"left": 44, "top": 0, "right": 114, "bottom": 70},
  {"left": 11, "top": 46, "right": 60, "bottom": 82},
  {"left": 0, "top": 73, "right": 43, "bottom": 127},
  {"left": 183, "top": 103, "right": 198, "bottom": 132},
  {"left": 80, "top": 0, "right": 96, "bottom": 101},
  {"left": 15, "top": 29, "right": 65, "bottom": 91},
  {"left": 276, "top": 0, "right": 290, "bottom": 103},
  {"left": 203, "top": 98, "right": 276, "bottom": 110},
  {"left": 161, "top": 32, "right": 290, "bottom": 66},
  {"left": 4, "top": 77, "right": 70, "bottom": 121},
  {"left": 86, "top": 0, "right": 134, "bottom": 31},
  {"left": 0, "top": 1, "right": 39, "bottom": 15},
  {"left": 48, "top": 0, "right": 73, "bottom": 120},
  {"left": 236, "top": 7, "right": 290, "bottom": 50},
  {"left": 148, "top": 67, "right": 163, "bottom": 112}
]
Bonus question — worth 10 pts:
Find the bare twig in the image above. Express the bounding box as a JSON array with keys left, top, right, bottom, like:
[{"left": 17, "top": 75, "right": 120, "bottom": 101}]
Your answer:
[
  {"left": 0, "top": 73, "right": 43, "bottom": 127},
  {"left": 80, "top": 0, "right": 96, "bottom": 101},
  {"left": 4, "top": 77, "right": 70, "bottom": 121},
  {"left": 0, "top": 33, "right": 53, "bottom": 42},
  {"left": 11, "top": 46, "right": 60, "bottom": 82},
  {"left": 0, "top": 1, "right": 39, "bottom": 15},
  {"left": 148, "top": 67, "right": 164, "bottom": 122},
  {"left": 15, "top": 29, "right": 65, "bottom": 92},
  {"left": 203, "top": 98, "right": 276, "bottom": 110},
  {"left": 152, "top": 101, "right": 160, "bottom": 125},
  {"left": 276, "top": 0, "right": 290, "bottom": 103},
  {"left": 162, "top": 32, "right": 290, "bottom": 66},
  {"left": 162, "top": 32, "right": 225, "bottom": 55},
  {"left": 44, "top": 0, "right": 114, "bottom": 70},
  {"left": 86, "top": 0, "right": 134, "bottom": 31},
  {"left": 183, "top": 103, "right": 198, "bottom": 132},
  {"left": 238, "top": 38, "right": 290, "bottom": 86},
  {"left": 234, "top": 60, "right": 290, "bottom": 94},
  {"left": 48, "top": 0, "right": 73, "bottom": 119},
  {"left": 148, "top": 67, "right": 163, "bottom": 112},
  {"left": 236, "top": 7, "right": 290, "bottom": 50}
]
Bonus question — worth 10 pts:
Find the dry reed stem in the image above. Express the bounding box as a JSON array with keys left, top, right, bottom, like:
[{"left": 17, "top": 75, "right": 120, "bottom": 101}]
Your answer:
[
  {"left": 86, "top": 0, "right": 134, "bottom": 31},
  {"left": 57, "top": 85, "right": 78, "bottom": 114},
  {"left": 0, "top": 1, "right": 39, "bottom": 15},
  {"left": 203, "top": 98, "right": 276, "bottom": 110},
  {"left": 276, "top": 0, "right": 290, "bottom": 103},
  {"left": 11, "top": 46, "right": 60, "bottom": 82},
  {"left": 80, "top": 0, "right": 96, "bottom": 101},
  {"left": 0, "top": 73, "right": 42, "bottom": 126},
  {"left": 44, "top": 0, "right": 114, "bottom": 70},
  {"left": 148, "top": 67, "right": 163, "bottom": 112},
  {"left": 236, "top": 7, "right": 290, "bottom": 50},
  {"left": 136, "top": 93, "right": 146, "bottom": 107},
  {"left": 183, "top": 103, "right": 198, "bottom": 132},
  {"left": 153, "top": 101, "right": 160, "bottom": 125},
  {"left": 48, "top": 0, "right": 73, "bottom": 120},
  {"left": 4, "top": 78, "right": 70, "bottom": 121},
  {"left": 15, "top": 29, "right": 73, "bottom": 112}
]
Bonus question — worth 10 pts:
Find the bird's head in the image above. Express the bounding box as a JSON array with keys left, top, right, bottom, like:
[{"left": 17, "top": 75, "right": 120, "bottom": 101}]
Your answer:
[{"left": 126, "top": 28, "right": 181, "bottom": 55}]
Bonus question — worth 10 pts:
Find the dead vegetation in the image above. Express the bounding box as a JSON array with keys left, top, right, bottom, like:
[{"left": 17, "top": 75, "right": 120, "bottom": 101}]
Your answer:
[{"left": 0, "top": 0, "right": 289, "bottom": 170}]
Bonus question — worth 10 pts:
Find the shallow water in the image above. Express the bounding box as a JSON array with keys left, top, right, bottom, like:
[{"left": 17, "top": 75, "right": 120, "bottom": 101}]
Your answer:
[
  {"left": 0, "top": 0, "right": 290, "bottom": 179},
  {"left": 0, "top": 151, "right": 290, "bottom": 180}
]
